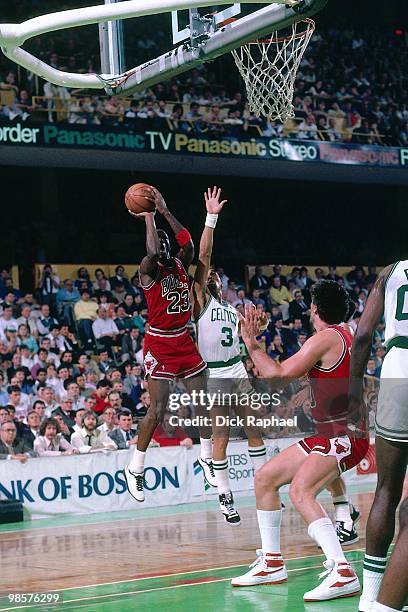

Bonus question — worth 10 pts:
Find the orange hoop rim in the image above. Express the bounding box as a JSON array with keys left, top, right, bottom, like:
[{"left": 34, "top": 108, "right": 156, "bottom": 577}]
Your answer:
[{"left": 245, "top": 18, "right": 315, "bottom": 46}]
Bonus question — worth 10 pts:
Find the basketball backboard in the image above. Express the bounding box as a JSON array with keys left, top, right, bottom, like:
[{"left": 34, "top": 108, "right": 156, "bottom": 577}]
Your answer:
[
  {"left": 171, "top": 5, "right": 242, "bottom": 45},
  {"left": 0, "top": 0, "right": 328, "bottom": 96}
]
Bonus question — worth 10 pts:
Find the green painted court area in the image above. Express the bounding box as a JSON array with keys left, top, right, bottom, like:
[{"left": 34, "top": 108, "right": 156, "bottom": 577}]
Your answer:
[
  {"left": 2, "top": 488, "right": 404, "bottom": 612},
  {"left": 0, "top": 550, "right": 366, "bottom": 612}
]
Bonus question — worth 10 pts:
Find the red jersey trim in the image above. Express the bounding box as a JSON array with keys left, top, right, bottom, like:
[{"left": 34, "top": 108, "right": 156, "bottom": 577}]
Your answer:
[
  {"left": 146, "top": 325, "right": 188, "bottom": 338},
  {"left": 148, "top": 372, "right": 174, "bottom": 380},
  {"left": 173, "top": 257, "right": 185, "bottom": 270},
  {"left": 179, "top": 360, "right": 207, "bottom": 378},
  {"left": 141, "top": 258, "right": 187, "bottom": 291},
  {"left": 315, "top": 414, "right": 349, "bottom": 424},
  {"left": 139, "top": 265, "right": 162, "bottom": 291},
  {"left": 147, "top": 360, "right": 206, "bottom": 380},
  {"left": 312, "top": 327, "right": 347, "bottom": 373}
]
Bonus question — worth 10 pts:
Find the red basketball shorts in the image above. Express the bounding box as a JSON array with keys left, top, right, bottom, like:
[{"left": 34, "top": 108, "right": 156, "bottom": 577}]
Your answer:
[
  {"left": 143, "top": 328, "right": 206, "bottom": 380},
  {"left": 298, "top": 434, "right": 369, "bottom": 473}
]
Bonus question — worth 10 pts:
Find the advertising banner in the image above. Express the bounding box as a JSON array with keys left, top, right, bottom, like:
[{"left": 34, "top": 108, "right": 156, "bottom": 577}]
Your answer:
[
  {"left": 0, "top": 447, "right": 190, "bottom": 518},
  {"left": 191, "top": 438, "right": 377, "bottom": 500},
  {"left": 0, "top": 121, "right": 407, "bottom": 169},
  {"left": 0, "top": 439, "right": 376, "bottom": 518}
]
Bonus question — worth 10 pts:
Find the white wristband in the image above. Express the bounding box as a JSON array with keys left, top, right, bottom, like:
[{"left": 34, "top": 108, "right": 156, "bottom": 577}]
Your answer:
[{"left": 205, "top": 213, "right": 218, "bottom": 228}]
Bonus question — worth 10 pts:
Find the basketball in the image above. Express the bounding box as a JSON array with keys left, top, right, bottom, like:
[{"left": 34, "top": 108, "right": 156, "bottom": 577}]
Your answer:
[{"left": 125, "top": 183, "right": 156, "bottom": 214}]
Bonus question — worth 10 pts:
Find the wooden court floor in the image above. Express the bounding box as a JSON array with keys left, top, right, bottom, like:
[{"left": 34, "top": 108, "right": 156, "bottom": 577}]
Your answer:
[{"left": 0, "top": 485, "right": 397, "bottom": 612}]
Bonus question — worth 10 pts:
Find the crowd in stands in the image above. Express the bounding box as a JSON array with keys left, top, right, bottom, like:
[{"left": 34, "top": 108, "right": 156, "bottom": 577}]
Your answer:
[
  {"left": 0, "top": 7, "right": 407, "bottom": 146},
  {"left": 0, "top": 263, "right": 200, "bottom": 461},
  {"left": 0, "top": 262, "right": 382, "bottom": 461}
]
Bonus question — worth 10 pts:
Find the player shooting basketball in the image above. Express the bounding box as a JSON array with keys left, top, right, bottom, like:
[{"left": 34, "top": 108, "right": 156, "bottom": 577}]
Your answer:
[
  {"left": 232, "top": 281, "right": 369, "bottom": 602},
  {"left": 124, "top": 186, "right": 215, "bottom": 502},
  {"left": 191, "top": 186, "right": 267, "bottom": 526}
]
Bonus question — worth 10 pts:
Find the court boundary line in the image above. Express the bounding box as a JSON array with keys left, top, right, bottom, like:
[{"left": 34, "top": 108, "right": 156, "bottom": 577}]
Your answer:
[
  {"left": 0, "top": 554, "right": 368, "bottom": 611},
  {"left": 0, "top": 559, "right": 366, "bottom": 610}
]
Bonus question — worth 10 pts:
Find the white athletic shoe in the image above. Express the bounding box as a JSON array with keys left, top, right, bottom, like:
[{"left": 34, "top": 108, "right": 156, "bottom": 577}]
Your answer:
[
  {"left": 303, "top": 560, "right": 360, "bottom": 601},
  {"left": 231, "top": 550, "right": 288, "bottom": 587},
  {"left": 197, "top": 457, "right": 217, "bottom": 487},
  {"left": 124, "top": 465, "right": 145, "bottom": 502}
]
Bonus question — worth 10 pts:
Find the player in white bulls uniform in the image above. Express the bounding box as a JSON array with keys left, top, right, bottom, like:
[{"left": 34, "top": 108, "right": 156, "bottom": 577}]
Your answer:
[
  {"left": 349, "top": 262, "right": 408, "bottom": 612},
  {"left": 232, "top": 281, "right": 368, "bottom": 603},
  {"left": 191, "top": 187, "right": 267, "bottom": 526}
]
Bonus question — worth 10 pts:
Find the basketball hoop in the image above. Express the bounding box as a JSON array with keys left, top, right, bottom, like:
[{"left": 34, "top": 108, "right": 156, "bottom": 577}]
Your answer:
[{"left": 231, "top": 18, "right": 315, "bottom": 123}]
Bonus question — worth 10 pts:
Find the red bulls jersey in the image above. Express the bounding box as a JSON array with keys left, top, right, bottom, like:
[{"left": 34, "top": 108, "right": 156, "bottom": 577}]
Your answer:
[
  {"left": 309, "top": 325, "right": 352, "bottom": 437},
  {"left": 142, "top": 258, "right": 191, "bottom": 335}
]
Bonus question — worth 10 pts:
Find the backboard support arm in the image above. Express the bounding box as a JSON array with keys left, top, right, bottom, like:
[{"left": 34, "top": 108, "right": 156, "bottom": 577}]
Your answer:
[
  {"left": 99, "top": 0, "right": 125, "bottom": 76},
  {"left": 0, "top": 0, "right": 328, "bottom": 94}
]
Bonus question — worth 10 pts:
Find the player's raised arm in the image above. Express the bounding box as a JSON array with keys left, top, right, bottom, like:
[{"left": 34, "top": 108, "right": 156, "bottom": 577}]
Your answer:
[
  {"left": 137, "top": 212, "right": 160, "bottom": 286},
  {"left": 152, "top": 187, "right": 194, "bottom": 268},
  {"left": 238, "top": 304, "right": 333, "bottom": 385},
  {"left": 348, "top": 265, "right": 390, "bottom": 430},
  {"left": 350, "top": 266, "right": 389, "bottom": 384},
  {"left": 191, "top": 187, "right": 227, "bottom": 319}
]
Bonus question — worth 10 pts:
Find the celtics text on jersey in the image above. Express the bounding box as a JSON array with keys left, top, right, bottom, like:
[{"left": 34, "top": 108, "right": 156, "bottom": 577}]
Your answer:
[{"left": 195, "top": 296, "right": 240, "bottom": 366}]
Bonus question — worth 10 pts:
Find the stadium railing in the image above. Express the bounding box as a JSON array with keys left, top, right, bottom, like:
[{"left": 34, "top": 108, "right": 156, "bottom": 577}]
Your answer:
[
  {"left": 0, "top": 95, "right": 386, "bottom": 145},
  {"left": 245, "top": 264, "right": 385, "bottom": 291},
  {"left": 34, "top": 263, "right": 140, "bottom": 287}
]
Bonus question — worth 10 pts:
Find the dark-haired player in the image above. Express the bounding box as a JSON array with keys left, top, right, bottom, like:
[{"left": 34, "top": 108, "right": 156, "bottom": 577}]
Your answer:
[
  {"left": 124, "top": 187, "right": 214, "bottom": 502},
  {"left": 232, "top": 280, "right": 369, "bottom": 602}
]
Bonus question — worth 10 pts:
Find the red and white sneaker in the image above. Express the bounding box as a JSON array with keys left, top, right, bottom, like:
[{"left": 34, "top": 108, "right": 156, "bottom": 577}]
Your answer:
[
  {"left": 231, "top": 550, "right": 288, "bottom": 587},
  {"left": 303, "top": 560, "right": 360, "bottom": 601}
]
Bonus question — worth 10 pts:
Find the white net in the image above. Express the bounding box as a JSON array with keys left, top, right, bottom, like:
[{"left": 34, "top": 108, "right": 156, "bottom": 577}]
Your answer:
[{"left": 231, "top": 19, "right": 315, "bottom": 122}]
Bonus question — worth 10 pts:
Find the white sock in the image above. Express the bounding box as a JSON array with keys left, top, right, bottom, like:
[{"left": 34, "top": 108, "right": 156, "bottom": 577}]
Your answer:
[
  {"left": 129, "top": 448, "right": 145, "bottom": 473},
  {"left": 213, "top": 458, "right": 230, "bottom": 495},
  {"left": 362, "top": 555, "right": 388, "bottom": 605},
  {"left": 372, "top": 603, "right": 400, "bottom": 612},
  {"left": 200, "top": 437, "right": 212, "bottom": 460},
  {"left": 333, "top": 494, "right": 353, "bottom": 529},
  {"left": 248, "top": 445, "right": 267, "bottom": 472},
  {"left": 308, "top": 517, "right": 347, "bottom": 563},
  {"left": 257, "top": 509, "right": 282, "bottom": 555}
]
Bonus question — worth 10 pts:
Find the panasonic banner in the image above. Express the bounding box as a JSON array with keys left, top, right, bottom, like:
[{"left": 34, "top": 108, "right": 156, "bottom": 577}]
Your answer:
[{"left": 0, "top": 120, "right": 407, "bottom": 169}]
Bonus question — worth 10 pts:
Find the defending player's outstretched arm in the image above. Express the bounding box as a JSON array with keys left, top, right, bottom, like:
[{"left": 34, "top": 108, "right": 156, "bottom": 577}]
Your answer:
[
  {"left": 138, "top": 212, "right": 161, "bottom": 286},
  {"left": 348, "top": 264, "right": 390, "bottom": 429},
  {"left": 191, "top": 186, "right": 227, "bottom": 320},
  {"left": 350, "top": 265, "right": 390, "bottom": 386},
  {"left": 152, "top": 187, "right": 194, "bottom": 269},
  {"left": 238, "top": 303, "right": 338, "bottom": 386}
]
